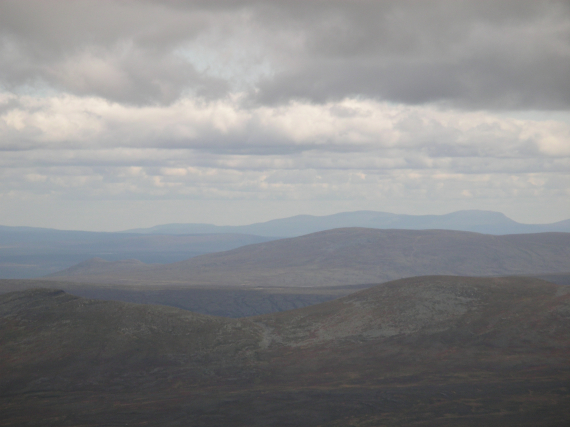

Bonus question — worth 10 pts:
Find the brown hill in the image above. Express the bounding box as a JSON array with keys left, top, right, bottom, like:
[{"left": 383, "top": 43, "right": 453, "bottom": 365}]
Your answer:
[
  {"left": 47, "top": 228, "right": 570, "bottom": 287},
  {"left": 1, "top": 276, "right": 570, "bottom": 426}
]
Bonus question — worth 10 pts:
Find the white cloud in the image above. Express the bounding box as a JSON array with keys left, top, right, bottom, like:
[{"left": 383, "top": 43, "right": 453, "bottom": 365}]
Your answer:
[
  {"left": 2, "top": 93, "right": 569, "bottom": 159},
  {"left": 0, "top": 93, "right": 568, "bottom": 222}
]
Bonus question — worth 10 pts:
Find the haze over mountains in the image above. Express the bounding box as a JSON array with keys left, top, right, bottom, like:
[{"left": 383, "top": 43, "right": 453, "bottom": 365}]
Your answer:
[
  {"left": 2, "top": 210, "right": 569, "bottom": 280},
  {"left": 47, "top": 228, "right": 570, "bottom": 287},
  {"left": 2, "top": 276, "right": 570, "bottom": 426},
  {"left": 0, "top": 226, "right": 273, "bottom": 279},
  {"left": 2, "top": 209, "right": 569, "bottom": 285},
  {"left": 126, "top": 210, "right": 570, "bottom": 237}
]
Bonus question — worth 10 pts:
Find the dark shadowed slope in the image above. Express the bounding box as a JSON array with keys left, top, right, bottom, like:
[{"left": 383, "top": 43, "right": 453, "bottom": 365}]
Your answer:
[
  {"left": 1, "top": 276, "right": 570, "bottom": 426},
  {"left": 0, "top": 279, "right": 367, "bottom": 318},
  {"left": 534, "top": 272, "right": 570, "bottom": 286},
  {"left": 126, "top": 209, "right": 570, "bottom": 236},
  {"left": 47, "top": 228, "right": 570, "bottom": 287}
]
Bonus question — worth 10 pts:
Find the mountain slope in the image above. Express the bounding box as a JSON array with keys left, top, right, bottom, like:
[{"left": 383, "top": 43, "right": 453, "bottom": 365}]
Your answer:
[
  {"left": 47, "top": 228, "right": 570, "bottom": 287},
  {"left": 0, "top": 288, "right": 262, "bottom": 397},
  {"left": 1, "top": 276, "right": 570, "bottom": 426},
  {"left": 125, "top": 210, "right": 570, "bottom": 236},
  {"left": 257, "top": 275, "right": 570, "bottom": 346}
]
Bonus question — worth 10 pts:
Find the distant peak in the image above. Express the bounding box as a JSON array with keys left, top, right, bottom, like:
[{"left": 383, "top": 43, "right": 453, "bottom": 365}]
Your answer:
[{"left": 77, "top": 257, "right": 109, "bottom": 265}]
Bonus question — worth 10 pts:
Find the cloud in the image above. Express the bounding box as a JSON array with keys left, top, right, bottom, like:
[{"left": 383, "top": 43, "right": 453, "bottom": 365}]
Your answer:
[
  {"left": 0, "top": 93, "right": 568, "bottom": 210},
  {"left": 0, "top": 1, "right": 568, "bottom": 228},
  {"left": 253, "top": 1, "right": 570, "bottom": 109},
  {"left": 1, "top": 93, "right": 568, "bottom": 157},
  {"left": 1, "top": 1, "right": 569, "bottom": 108}
]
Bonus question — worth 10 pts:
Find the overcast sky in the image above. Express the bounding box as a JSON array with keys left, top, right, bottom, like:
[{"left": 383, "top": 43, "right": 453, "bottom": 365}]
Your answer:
[{"left": 1, "top": 0, "right": 569, "bottom": 231}]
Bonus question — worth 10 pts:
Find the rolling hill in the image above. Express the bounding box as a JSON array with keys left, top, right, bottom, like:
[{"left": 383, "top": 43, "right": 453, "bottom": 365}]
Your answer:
[
  {"left": 47, "top": 228, "right": 570, "bottom": 287},
  {"left": 1, "top": 276, "right": 570, "bottom": 426}
]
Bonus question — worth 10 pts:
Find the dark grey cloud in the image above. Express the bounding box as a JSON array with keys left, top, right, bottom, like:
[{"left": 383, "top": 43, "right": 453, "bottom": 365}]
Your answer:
[
  {"left": 254, "top": 0, "right": 570, "bottom": 109},
  {"left": 0, "top": 0, "right": 230, "bottom": 103},
  {"left": 1, "top": 0, "right": 569, "bottom": 108}
]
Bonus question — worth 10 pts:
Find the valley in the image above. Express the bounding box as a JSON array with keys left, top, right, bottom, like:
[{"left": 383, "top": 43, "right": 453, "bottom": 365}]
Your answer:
[{"left": 0, "top": 279, "right": 368, "bottom": 318}]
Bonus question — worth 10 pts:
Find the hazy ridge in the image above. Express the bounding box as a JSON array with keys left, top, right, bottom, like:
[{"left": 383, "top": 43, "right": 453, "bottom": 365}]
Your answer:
[
  {"left": 125, "top": 210, "right": 570, "bottom": 236},
  {"left": 3, "top": 210, "right": 569, "bottom": 280},
  {"left": 0, "top": 228, "right": 274, "bottom": 279},
  {"left": 47, "top": 228, "right": 570, "bottom": 287}
]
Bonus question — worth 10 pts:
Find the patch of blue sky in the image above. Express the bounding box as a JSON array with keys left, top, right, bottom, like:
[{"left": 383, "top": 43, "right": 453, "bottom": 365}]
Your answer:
[
  {"left": 174, "top": 42, "right": 274, "bottom": 91},
  {"left": 4, "top": 81, "right": 59, "bottom": 99}
]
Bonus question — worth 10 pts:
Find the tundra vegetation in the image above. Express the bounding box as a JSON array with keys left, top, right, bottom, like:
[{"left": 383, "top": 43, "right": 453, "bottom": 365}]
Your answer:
[{"left": 1, "top": 276, "right": 570, "bottom": 426}]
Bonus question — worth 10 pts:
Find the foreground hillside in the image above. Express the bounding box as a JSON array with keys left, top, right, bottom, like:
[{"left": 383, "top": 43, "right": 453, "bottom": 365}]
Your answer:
[
  {"left": 47, "top": 228, "right": 570, "bottom": 287},
  {"left": 1, "top": 276, "right": 570, "bottom": 426}
]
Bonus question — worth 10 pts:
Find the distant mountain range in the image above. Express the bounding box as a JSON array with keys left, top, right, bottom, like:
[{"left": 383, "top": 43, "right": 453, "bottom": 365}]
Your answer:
[
  {"left": 3, "top": 210, "right": 569, "bottom": 279},
  {"left": 47, "top": 228, "right": 570, "bottom": 287},
  {"left": 125, "top": 209, "right": 570, "bottom": 236}
]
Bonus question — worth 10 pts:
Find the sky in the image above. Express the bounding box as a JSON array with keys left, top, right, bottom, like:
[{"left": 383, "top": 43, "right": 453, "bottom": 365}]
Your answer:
[{"left": 0, "top": 0, "right": 569, "bottom": 231}]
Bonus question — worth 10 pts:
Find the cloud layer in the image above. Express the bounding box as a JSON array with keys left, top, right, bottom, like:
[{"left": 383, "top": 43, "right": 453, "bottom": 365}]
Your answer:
[
  {"left": 0, "top": 1, "right": 569, "bottom": 229},
  {"left": 2, "top": 0, "right": 569, "bottom": 108}
]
